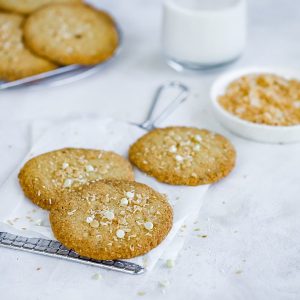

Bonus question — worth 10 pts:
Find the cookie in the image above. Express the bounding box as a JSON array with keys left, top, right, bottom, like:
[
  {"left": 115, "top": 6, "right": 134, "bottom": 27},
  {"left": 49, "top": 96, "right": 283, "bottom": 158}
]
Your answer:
[
  {"left": 18, "top": 148, "right": 134, "bottom": 210},
  {"left": 129, "top": 127, "right": 236, "bottom": 186},
  {"left": 23, "top": 4, "right": 119, "bottom": 65},
  {"left": 0, "top": 12, "right": 56, "bottom": 81},
  {"left": 0, "top": 0, "right": 82, "bottom": 14},
  {"left": 50, "top": 179, "right": 173, "bottom": 260}
]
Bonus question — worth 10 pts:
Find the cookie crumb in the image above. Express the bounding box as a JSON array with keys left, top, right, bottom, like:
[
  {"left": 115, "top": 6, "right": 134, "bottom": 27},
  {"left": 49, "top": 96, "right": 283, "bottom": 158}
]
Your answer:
[
  {"left": 34, "top": 219, "right": 43, "bottom": 226},
  {"left": 165, "top": 259, "right": 174, "bottom": 268},
  {"left": 6, "top": 220, "right": 14, "bottom": 225},
  {"left": 158, "top": 279, "right": 170, "bottom": 288},
  {"left": 91, "top": 273, "right": 102, "bottom": 280},
  {"left": 197, "top": 234, "right": 207, "bottom": 238}
]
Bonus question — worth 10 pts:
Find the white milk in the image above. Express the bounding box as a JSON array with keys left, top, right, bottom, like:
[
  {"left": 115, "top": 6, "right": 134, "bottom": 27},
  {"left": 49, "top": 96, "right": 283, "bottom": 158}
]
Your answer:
[{"left": 162, "top": 0, "right": 247, "bottom": 70}]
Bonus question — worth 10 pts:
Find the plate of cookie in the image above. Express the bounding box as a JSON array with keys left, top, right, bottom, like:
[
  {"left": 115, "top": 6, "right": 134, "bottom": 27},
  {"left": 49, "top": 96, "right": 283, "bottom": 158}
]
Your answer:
[{"left": 0, "top": 1, "right": 121, "bottom": 90}]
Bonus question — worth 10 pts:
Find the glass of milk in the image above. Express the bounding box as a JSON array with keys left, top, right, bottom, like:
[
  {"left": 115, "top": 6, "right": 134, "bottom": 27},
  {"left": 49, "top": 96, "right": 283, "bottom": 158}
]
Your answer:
[{"left": 162, "top": 0, "right": 247, "bottom": 71}]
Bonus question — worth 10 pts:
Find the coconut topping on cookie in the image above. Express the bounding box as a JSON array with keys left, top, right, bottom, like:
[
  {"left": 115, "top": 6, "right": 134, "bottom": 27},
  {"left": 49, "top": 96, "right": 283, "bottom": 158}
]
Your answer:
[
  {"left": 129, "top": 127, "right": 236, "bottom": 186},
  {"left": 103, "top": 210, "right": 114, "bottom": 220},
  {"left": 18, "top": 148, "right": 134, "bottom": 210},
  {"left": 50, "top": 180, "right": 173, "bottom": 260},
  {"left": 79, "top": 188, "right": 162, "bottom": 240}
]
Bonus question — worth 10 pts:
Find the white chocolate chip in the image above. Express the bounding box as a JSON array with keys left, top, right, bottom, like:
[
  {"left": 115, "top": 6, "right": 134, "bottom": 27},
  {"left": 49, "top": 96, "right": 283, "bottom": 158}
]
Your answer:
[
  {"left": 193, "top": 144, "right": 201, "bottom": 152},
  {"left": 120, "top": 198, "right": 129, "bottom": 206},
  {"left": 194, "top": 135, "right": 202, "bottom": 142},
  {"left": 168, "top": 145, "right": 177, "bottom": 153},
  {"left": 116, "top": 229, "right": 125, "bottom": 238},
  {"left": 63, "top": 178, "right": 73, "bottom": 188},
  {"left": 175, "top": 155, "right": 184, "bottom": 162},
  {"left": 103, "top": 210, "right": 114, "bottom": 220},
  {"left": 85, "top": 165, "right": 94, "bottom": 172},
  {"left": 62, "top": 162, "right": 69, "bottom": 169},
  {"left": 86, "top": 216, "right": 94, "bottom": 223},
  {"left": 144, "top": 221, "right": 153, "bottom": 230},
  {"left": 126, "top": 191, "right": 135, "bottom": 199}
]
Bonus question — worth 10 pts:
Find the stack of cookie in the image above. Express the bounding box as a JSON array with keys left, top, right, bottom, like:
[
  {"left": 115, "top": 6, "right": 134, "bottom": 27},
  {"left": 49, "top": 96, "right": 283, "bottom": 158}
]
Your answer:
[
  {"left": 19, "top": 148, "right": 173, "bottom": 260},
  {"left": 18, "top": 126, "right": 236, "bottom": 260},
  {"left": 0, "top": 0, "right": 119, "bottom": 81}
]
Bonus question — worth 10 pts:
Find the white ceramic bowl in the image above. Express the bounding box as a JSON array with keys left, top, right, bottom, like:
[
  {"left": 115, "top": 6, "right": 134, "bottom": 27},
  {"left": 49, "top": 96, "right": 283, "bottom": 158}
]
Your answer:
[{"left": 210, "top": 67, "right": 300, "bottom": 144}]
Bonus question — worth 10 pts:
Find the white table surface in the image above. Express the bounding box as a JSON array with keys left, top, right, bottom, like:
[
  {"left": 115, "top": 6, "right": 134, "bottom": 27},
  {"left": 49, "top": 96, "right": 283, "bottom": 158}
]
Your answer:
[{"left": 1, "top": 0, "right": 300, "bottom": 299}]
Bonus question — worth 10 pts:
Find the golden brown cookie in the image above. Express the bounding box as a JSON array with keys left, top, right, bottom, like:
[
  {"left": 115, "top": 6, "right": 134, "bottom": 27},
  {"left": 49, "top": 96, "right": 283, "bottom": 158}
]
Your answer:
[
  {"left": 0, "top": 12, "right": 56, "bottom": 81},
  {"left": 50, "top": 179, "right": 173, "bottom": 260},
  {"left": 23, "top": 4, "right": 119, "bottom": 65},
  {"left": 129, "top": 127, "right": 236, "bottom": 186},
  {"left": 18, "top": 148, "right": 134, "bottom": 210},
  {"left": 0, "top": 0, "right": 82, "bottom": 14}
]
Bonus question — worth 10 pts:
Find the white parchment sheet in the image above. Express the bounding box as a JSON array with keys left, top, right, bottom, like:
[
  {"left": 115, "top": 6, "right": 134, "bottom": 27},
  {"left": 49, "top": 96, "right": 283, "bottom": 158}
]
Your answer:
[{"left": 0, "top": 118, "right": 209, "bottom": 270}]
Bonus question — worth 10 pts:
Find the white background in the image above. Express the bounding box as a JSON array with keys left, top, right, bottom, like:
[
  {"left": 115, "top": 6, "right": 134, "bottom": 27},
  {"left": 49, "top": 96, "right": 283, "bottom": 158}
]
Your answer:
[{"left": 0, "top": 0, "right": 300, "bottom": 299}]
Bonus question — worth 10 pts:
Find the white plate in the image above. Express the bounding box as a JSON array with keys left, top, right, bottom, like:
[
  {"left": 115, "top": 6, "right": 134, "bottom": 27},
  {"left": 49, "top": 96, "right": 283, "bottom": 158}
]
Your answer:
[{"left": 210, "top": 66, "right": 300, "bottom": 144}]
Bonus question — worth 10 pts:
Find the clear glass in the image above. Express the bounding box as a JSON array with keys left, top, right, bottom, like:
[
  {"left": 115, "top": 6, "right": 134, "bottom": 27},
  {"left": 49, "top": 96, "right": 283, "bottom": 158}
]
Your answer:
[{"left": 162, "top": 0, "right": 247, "bottom": 71}]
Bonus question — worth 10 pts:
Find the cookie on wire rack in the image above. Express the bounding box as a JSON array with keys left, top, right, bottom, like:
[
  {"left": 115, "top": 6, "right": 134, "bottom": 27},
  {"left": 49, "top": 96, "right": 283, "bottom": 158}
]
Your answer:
[
  {"left": 0, "top": 12, "right": 56, "bottom": 81},
  {"left": 129, "top": 126, "right": 236, "bottom": 186},
  {"left": 50, "top": 179, "right": 173, "bottom": 260},
  {"left": 18, "top": 148, "right": 135, "bottom": 210},
  {"left": 23, "top": 3, "right": 119, "bottom": 65}
]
